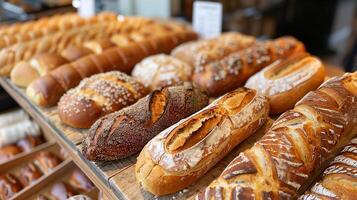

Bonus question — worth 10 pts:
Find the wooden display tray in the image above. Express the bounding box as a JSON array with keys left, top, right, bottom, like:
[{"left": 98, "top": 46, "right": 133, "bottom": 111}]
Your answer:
[
  {"left": 0, "top": 65, "right": 345, "bottom": 200},
  {"left": 0, "top": 77, "right": 276, "bottom": 200}
]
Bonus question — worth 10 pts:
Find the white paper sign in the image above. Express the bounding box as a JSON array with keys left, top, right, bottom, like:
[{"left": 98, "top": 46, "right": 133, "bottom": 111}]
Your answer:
[
  {"left": 78, "top": 0, "right": 96, "bottom": 18},
  {"left": 193, "top": 1, "right": 222, "bottom": 39}
]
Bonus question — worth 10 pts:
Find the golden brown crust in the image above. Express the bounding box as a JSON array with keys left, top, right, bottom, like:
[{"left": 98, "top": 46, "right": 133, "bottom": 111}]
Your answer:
[
  {"left": 245, "top": 53, "right": 326, "bottom": 114},
  {"left": 61, "top": 45, "right": 93, "bottom": 62},
  {"left": 298, "top": 137, "right": 357, "bottom": 200},
  {"left": 136, "top": 88, "right": 270, "bottom": 196},
  {"left": 27, "top": 31, "right": 197, "bottom": 107},
  {"left": 171, "top": 32, "right": 255, "bottom": 67},
  {"left": 197, "top": 72, "right": 357, "bottom": 200},
  {"left": 193, "top": 36, "right": 306, "bottom": 97},
  {"left": 58, "top": 71, "right": 148, "bottom": 129},
  {"left": 82, "top": 84, "right": 209, "bottom": 161},
  {"left": 0, "top": 145, "right": 22, "bottom": 163}
]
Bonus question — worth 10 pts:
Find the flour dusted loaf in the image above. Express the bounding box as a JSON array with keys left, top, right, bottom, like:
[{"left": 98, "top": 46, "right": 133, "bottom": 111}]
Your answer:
[
  {"left": 82, "top": 84, "right": 209, "bottom": 161},
  {"left": 132, "top": 54, "right": 193, "bottom": 90},
  {"left": 196, "top": 72, "right": 357, "bottom": 200},
  {"left": 171, "top": 32, "right": 255, "bottom": 67},
  {"left": 136, "top": 87, "right": 269, "bottom": 196},
  {"left": 245, "top": 53, "right": 325, "bottom": 114},
  {"left": 58, "top": 71, "right": 148, "bottom": 128},
  {"left": 0, "top": 120, "right": 40, "bottom": 147},
  {"left": 193, "top": 36, "right": 305, "bottom": 96},
  {"left": 298, "top": 137, "right": 357, "bottom": 200},
  {"left": 26, "top": 30, "right": 197, "bottom": 107}
]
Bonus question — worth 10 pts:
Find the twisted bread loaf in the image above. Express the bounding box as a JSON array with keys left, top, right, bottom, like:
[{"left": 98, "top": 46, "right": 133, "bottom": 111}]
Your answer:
[
  {"left": 83, "top": 84, "right": 209, "bottom": 161},
  {"left": 245, "top": 53, "right": 325, "bottom": 114},
  {"left": 132, "top": 54, "right": 193, "bottom": 90},
  {"left": 193, "top": 37, "right": 305, "bottom": 97},
  {"left": 26, "top": 31, "right": 197, "bottom": 107},
  {"left": 136, "top": 87, "right": 269, "bottom": 196},
  {"left": 171, "top": 32, "right": 255, "bottom": 67},
  {"left": 196, "top": 72, "right": 357, "bottom": 200},
  {"left": 58, "top": 71, "right": 148, "bottom": 128},
  {"left": 298, "top": 137, "right": 357, "bottom": 200}
]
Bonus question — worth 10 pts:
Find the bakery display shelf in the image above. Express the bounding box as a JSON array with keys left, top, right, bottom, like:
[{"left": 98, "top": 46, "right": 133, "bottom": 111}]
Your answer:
[{"left": 0, "top": 64, "right": 345, "bottom": 199}]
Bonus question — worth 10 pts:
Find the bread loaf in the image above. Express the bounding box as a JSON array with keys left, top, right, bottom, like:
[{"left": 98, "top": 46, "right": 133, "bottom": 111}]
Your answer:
[
  {"left": 58, "top": 71, "right": 148, "bottom": 128},
  {"left": 0, "top": 109, "right": 29, "bottom": 128},
  {"left": 0, "top": 145, "right": 22, "bottom": 163},
  {"left": 196, "top": 72, "right": 357, "bottom": 200},
  {"left": 11, "top": 53, "right": 68, "bottom": 87},
  {"left": 82, "top": 84, "right": 209, "bottom": 161},
  {"left": 0, "top": 120, "right": 40, "bottom": 147},
  {"left": 136, "top": 87, "right": 270, "bottom": 196},
  {"left": 298, "top": 137, "right": 357, "bottom": 200},
  {"left": 193, "top": 36, "right": 306, "bottom": 96},
  {"left": 60, "top": 45, "right": 93, "bottom": 62},
  {"left": 171, "top": 32, "right": 255, "bottom": 67},
  {"left": 132, "top": 54, "right": 193, "bottom": 90},
  {"left": 27, "top": 31, "right": 197, "bottom": 107},
  {"left": 245, "top": 53, "right": 325, "bottom": 114}
]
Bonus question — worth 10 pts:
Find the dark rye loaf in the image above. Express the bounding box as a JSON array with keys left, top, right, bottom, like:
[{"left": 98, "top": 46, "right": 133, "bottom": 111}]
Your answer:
[{"left": 82, "top": 84, "right": 209, "bottom": 161}]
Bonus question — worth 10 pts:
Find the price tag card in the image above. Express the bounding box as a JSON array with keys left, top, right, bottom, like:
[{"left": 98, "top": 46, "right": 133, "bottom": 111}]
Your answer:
[
  {"left": 193, "top": 1, "right": 223, "bottom": 39},
  {"left": 78, "top": 0, "right": 96, "bottom": 18}
]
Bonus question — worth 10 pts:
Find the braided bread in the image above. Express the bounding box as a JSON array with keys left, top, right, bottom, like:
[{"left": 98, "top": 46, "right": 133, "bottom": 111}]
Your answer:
[
  {"left": 171, "top": 32, "right": 255, "bottom": 67},
  {"left": 136, "top": 87, "right": 270, "bottom": 196},
  {"left": 245, "top": 53, "right": 325, "bottom": 114},
  {"left": 193, "top": 37, "right": 306, "bottom": 97},
  {"left": 196, "top": 72, "right": 357, "bottom": 200},
  {"left": 26, "top": 31, "right": 197, "bottom": 107},
  {"left": 298, "top": 137, "right": 357, "bottom": 200},
  {"left": 58, "top": 71, "right": 148, "bottom": 128}
]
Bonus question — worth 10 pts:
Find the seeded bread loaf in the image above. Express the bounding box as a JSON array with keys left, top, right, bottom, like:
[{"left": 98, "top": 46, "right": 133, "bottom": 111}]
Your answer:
[
  {"left": 136, "top": 87, "right": 270, "bottom": 196},
  {"left": 197, "top": 72, "right": 357, "bottom": 200},
  {"left": 171, "top": 32, "right": 255, "bottom": 67},
  {"left": 245, "top": 53, "right": 325, "bottom": 114},
  {"left": 193, "top": 36, "right": 306, "bottom": 97},
  {"left": 82, "top": 84, "right": 209, "bottom": 161},
  {"left": 58, "top": 71, "right": 149, "bottom": 128}
]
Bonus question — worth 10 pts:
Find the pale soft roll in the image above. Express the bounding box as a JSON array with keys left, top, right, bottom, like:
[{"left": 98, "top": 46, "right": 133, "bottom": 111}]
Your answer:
[
  {"left": 0, "top": 110, "right": 29, "bottom": 128},
  {"left": 0, "top": 120, "right": 40, "bottom": 147}
]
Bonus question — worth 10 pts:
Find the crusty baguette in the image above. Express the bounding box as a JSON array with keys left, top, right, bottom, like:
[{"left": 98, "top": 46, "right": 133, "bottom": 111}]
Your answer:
[
  {"left": 83, "top": 84, "right": 209, "bottom": 161},
  {"left": 136, "top": 87, "right": 270, "bottom": 196},
  {"left": 245, "top": 53, "right": 325, "bottom": 115},
  {"left": 57, "top": 71, "right": 148, "bottom": 128},
  {"left": 11, "top": 53, "right": 68, "bottom": 87},
  {"left": 26, "top": 31, "right": 198, "bottom": 107},
  {"left": 298, "top": 137, "right": 357, "bottom": 200},
  {"left": 196, "top": 72, "right": 357, "bottom": 200},
  {"left": 193, "top": 36, "right": 306, "bottom": 97},
  {"left": 171, "top": 32, "right": 255, "bottom": 67},
  {"left": 0, "top": 12, "right": 117, "bottom": 48}
]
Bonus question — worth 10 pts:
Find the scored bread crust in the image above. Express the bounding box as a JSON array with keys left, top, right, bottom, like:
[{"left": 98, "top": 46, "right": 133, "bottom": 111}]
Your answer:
[
  {"left": 192, "top": 36, "right": 306, "bottom": 97},
  {"left": 82, "top": 84, "right": 209, "bottom": 161},
  {"left": 57, "top": 71, "right": 148, "bottom": 129},
  {"left": 245, "top": 53, "right": 326, "bottom": 115},
  {"left": 135, "top": 87, "right": 270, "bottom": 196},
  {"left": 196, "top": 72, "right": 357, "bottom": 200},
  {"left": 298, "top": 137, "right": 357, "bottom": 200}
]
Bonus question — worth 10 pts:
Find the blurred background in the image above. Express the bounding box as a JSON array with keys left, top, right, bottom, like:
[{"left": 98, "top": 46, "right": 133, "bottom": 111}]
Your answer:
[{"left": 1, "top": 0, "right": 357, "bottom": 72}]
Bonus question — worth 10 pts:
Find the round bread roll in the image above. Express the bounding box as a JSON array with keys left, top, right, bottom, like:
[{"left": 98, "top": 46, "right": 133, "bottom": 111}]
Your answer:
[
  {"left": 132, "top": 54, "right": 192, "bottom": 90},
  {"left": 245, "top": 53, "right": 325, "bottom": 114},
  {"left": 0, "top": 145, "right": 22, "bottom": 163}
]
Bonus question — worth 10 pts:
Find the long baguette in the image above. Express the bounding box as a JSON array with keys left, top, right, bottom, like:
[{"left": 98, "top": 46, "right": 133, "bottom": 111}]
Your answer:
[
  {"left": 298, "top": 137, "right": 357, "bottom": 200},
  {"left": 26, "top": 31, "right": 198, "bottom": 107},
  {"left": 196, "top": 72, "right": 357, "bottom": 200}
]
